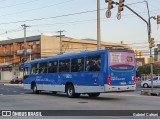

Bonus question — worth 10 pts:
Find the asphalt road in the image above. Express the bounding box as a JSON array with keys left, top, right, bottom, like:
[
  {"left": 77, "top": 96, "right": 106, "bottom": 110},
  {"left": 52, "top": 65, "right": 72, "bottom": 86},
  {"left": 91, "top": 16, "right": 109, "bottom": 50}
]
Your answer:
[
  {"left": 0, "top": 84, "right": 160, "bottom": 119},
  {"left": 0, "top": 82, "right": 142, "bottom": 95},
  {"left": 0, "top": 84, "right": 31, "bottom": 95}
]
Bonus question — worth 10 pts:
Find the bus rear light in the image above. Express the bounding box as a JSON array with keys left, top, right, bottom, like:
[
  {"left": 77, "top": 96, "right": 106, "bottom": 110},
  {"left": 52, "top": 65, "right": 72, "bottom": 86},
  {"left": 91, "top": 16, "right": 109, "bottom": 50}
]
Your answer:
[
  {"left": 132, "top": 75, "right": 136, "bottom": 85},
  {"left": 107, "top": 75, "right": 111, "bottom": 85}
]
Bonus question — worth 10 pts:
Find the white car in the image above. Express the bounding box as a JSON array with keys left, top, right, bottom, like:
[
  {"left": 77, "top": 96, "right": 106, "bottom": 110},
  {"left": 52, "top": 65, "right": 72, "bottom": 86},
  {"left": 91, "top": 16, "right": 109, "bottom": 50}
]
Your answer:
[{"left": 141, "top": 76, "right": 160, "bottom": 88}]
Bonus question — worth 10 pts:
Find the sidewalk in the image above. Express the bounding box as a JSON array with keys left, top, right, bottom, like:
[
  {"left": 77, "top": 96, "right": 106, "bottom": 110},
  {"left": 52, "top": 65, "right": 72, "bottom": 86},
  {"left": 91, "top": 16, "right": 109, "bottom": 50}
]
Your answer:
[
  {"left": 3, "top": 84, "right": 23, "bottom": 87},
  {"left": 141, "top": 88, "right": 160, "bottom": 96},
  {"left": 0, "top": 80, "right": 10, "bottom": 84}
]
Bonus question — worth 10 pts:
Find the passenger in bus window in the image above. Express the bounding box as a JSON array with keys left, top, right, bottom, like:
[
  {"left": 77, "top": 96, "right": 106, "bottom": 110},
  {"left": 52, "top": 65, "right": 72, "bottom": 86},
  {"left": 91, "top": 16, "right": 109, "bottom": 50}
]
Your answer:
[{"left": 78, "top": 64, "right": 83, "bottom": 71}]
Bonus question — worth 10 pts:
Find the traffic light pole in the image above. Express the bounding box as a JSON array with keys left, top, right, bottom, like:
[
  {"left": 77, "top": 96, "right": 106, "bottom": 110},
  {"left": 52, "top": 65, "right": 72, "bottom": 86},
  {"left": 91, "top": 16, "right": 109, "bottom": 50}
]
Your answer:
[
  {"left": 123, "top": 2, "right": 154, "bottom": 92},
  {"left": 146, "top": 1, "right": 154, "bottom": 92},
  {"left": 21, "top": 24, "right": 30, "bottom": 80}
]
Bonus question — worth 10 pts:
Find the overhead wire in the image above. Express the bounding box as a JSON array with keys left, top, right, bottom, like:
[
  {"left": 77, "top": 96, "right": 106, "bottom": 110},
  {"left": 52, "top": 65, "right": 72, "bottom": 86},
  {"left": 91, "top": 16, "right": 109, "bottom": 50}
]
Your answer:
[
  {"left": 0, "top": 0, "right": 41, "bottom": 9},
  {"left": 0, "top": 0, "right": 76, "bottom": 18},
  {"left": 0, "top": 1, "right": 148, "bottom": 25}
]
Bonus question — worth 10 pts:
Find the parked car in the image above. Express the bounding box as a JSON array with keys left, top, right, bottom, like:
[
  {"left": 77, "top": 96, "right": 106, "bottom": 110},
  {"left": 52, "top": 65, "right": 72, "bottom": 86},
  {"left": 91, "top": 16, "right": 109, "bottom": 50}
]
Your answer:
[
  {"left": 10, "top": 77, "right": 23, "bottom": 84},
  {"left": 141, "top": 76, "right": 160, "bottom": 88}
]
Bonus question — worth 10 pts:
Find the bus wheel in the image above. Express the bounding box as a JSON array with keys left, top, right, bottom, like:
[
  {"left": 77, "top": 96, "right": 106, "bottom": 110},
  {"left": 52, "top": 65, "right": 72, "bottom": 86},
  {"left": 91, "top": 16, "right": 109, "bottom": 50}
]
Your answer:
[
  {"left": 66, "top": 84, "right": 76, "bottom": 98},
  {"left": 32, "top": 84, "right": 39, "bottom": 94},
  {"left": 88, "top": 93, "right": 100, "bottom": 97}
]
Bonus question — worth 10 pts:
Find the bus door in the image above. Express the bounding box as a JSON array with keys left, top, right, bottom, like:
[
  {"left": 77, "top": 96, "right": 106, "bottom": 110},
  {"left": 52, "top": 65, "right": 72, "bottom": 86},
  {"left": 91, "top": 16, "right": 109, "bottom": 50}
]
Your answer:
[{"left": 107, "top": 51, "right": 136, "bottom": 86}]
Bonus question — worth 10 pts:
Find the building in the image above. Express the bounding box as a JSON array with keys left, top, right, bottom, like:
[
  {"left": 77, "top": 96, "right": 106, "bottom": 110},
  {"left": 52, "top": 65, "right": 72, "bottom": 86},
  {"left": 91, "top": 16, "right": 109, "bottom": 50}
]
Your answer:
[
  {"left": 154, "top": 44, "right": 160, "bottom": 62},
  {"left": 0, "top": 35, "right": 131, "bottom": 81}
]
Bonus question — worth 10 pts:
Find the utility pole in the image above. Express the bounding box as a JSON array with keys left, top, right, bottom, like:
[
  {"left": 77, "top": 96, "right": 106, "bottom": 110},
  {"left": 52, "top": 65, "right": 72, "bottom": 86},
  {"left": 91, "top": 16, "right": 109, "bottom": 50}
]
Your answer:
[
  {"left": 56, "top": 30, "right": 65, "bottom": 54},
  {"left": 21, "top": 24, "right": 30, "bottom": 79},
  {"left": 106, "top": 0, "right": 155, "bottom": 92},
  {"left": 97, "top": 0, "right": 101, "bottom": 50},
  {"left": 21, "top": 24, "right": 30, "bottom": 62},
  {"left": 124, "top": 2, "right": 155, "bottom": 92}
]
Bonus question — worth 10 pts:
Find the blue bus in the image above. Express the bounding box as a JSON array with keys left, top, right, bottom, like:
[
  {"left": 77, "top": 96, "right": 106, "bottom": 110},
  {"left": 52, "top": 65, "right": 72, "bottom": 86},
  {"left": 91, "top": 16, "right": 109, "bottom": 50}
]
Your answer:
[{"left": 23, "top": 49, "right": 136, "bottom": 98}]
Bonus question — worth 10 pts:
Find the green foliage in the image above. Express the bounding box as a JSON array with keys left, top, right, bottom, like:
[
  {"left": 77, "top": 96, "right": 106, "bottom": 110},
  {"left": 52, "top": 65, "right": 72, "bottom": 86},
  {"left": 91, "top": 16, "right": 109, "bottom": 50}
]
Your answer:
[{"left": 137, "top": 63, "right": 160, "bottom": 76}]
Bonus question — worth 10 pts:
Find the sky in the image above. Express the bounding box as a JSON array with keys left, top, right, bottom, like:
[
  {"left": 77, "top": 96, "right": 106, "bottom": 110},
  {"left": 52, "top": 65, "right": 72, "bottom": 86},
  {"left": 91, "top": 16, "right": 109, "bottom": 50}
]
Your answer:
[{"left": 0, "top": 0, "right": 159, "bottom": 57}]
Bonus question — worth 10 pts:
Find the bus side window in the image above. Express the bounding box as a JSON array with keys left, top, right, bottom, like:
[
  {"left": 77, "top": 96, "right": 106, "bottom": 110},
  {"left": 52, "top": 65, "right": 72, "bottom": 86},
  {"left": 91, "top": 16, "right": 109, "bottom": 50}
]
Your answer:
[
  {"left": 71, "top": 57, "right": 84, "bottom": 72},
  {"left": 39, "top": 62, "right": 48, "bottom": 74},
  {"left": 31, "top": 63, "right": 39, "bottom": 74},
  {"left": 48, "top": 61, "right": 58, "bottom": 73},
  {"left": 85, "top": 55, "right": 101, "bottom": 72},
  {"left": 59, "top": 59, "right": 70, "bottom": 72}
]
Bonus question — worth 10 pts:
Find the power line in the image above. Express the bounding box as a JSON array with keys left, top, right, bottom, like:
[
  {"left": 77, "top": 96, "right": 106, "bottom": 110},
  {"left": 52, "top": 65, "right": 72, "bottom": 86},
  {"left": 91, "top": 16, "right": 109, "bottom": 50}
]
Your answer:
[
  {"left": 0, "top": 28, "right": 23, "bottom": 35},
  {"left": 0, "top": 0, "right": 41, "bottom": 9},
  {"left": 0, "top": 9, "right": 99, "bottom": 25},
  {"left": 0, "top": 1, "right": 149, "bottom": 25},
  {"left": 20, "top": 8, "right": 159, "bottom": 30},
  {"left": 0, "top": 0, "right": 75, "bottom": 18}
]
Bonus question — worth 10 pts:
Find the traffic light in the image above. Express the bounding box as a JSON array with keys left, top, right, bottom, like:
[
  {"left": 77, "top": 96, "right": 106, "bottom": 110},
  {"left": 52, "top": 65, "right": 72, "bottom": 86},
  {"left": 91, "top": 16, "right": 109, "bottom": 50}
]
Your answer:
[
  {"left": 139, "top": 51, "right": 142, "bottom": 57},
  {"left": 106, "top": 0, "right": 114, "bottom": 11},
  {"left": 152, "top": 57, "right": 155, "bottom": 64},
  {"left": 118, "top": 0, "right": 125, "bottom": 13},
  {"left": 157, "top": 15, "right": 160, "bottom": 24},
  {"left": 150, "top": 38, "right": 155, "bottom": 48},
  {"left": 135, "top": 50, "right": 138, "bottom": 56}
]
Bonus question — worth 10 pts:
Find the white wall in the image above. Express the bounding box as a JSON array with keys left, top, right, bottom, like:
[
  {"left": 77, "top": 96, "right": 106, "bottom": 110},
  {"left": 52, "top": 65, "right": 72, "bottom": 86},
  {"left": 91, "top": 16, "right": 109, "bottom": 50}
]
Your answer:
[{"left": 1, "top": 71, "right": 12, "bottom": 80}]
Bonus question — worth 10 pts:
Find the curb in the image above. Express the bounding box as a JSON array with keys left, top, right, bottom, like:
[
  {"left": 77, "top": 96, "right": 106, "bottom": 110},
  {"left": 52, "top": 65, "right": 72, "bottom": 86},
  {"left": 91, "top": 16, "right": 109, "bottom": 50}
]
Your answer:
[
  {"left": 141, "top": 90, "right": 160, "bottom": 96},
  {"left": 3, "top": 84, "right": 23, "bottom": 87}
]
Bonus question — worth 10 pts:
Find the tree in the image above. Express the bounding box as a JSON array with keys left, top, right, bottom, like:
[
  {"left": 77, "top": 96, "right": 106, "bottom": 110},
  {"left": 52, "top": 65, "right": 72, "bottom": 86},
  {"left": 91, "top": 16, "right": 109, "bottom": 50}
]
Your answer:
[{"left": 137, "top": 63, "right": 160, "bottom": 77}]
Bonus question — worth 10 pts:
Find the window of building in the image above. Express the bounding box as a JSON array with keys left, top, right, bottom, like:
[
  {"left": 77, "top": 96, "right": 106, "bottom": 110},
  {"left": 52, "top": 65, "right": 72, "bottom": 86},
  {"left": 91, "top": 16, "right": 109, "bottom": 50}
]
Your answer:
[
  {"left": 36, "top": 41, "right": 40, "bottom": 45},
  {"left": 85, "top": 55, "right": 101, "bottom": 72},
  {"left": 11, "top": 45, "right": 13, "bottom": 51},
  {"left": 71, "top": 57, "right": 84, "bottom": 72},
  {"left": 21, "top": 44, "right": 24, "bottom": 50},
  {"left": 30, "top": 45, "right": 33, "bottom": 49},
  {"left": 31, "top": 63, "right": 39, "bottom": 74},
  {"left": 59, "top": 59, "right": 70, "bottom": 72},
  {"left": 4, "top": 45, "right": 7, "bottom": 52},
  {"left": 28, "top": 42, "right": 33, "bottom": 46},
  {"left": 24, "top": 67, "right": 29, "bottom": 76},
  {"left": 39, "top": 62, "right": 48, "bottom": 74},
  {"left": 48, "top": 61, "right": 58, "bottom": 73}
]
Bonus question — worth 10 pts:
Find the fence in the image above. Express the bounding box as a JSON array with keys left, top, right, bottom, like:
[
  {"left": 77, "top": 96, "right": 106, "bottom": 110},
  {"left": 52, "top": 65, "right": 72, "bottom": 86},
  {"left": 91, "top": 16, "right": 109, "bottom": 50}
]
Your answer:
[{"left": 138, "top": 74, "right": 160, "bottom": 81}]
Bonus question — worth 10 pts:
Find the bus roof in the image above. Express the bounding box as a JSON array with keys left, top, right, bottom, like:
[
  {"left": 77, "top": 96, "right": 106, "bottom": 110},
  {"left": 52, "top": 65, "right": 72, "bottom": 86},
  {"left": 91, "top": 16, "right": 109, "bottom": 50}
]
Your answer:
[
  {"left": 25, "top": 49, "right": 134, "bottom": 64},
  {"left": 26, "top": 50, "right": 106, "bottom": 64}
]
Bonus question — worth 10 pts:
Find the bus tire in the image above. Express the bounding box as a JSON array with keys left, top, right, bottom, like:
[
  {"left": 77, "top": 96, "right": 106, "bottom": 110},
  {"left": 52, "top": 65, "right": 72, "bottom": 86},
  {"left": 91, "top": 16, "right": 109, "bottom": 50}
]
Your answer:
[
  {"left": 88, "top": 93, "right": 100, "bottom": 97},
  {"left": 66, "top": 84, "right": 76, "bottom": 98},
  {"left": 32, "top": 84, "right": 39, "bottom": 94}
]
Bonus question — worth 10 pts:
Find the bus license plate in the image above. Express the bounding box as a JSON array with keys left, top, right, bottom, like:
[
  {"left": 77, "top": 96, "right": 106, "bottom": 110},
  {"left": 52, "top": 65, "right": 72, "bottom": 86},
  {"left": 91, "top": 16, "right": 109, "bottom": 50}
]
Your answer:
[{"left": 121, "top": 82, "right": 126, "bottom": 85}]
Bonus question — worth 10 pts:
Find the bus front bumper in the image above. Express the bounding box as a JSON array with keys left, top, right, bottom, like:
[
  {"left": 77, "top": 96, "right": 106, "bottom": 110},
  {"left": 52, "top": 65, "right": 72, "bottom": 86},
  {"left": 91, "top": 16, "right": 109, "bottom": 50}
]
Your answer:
[{"left": 104, "top": 84, "right": 136, "bottom": 92}]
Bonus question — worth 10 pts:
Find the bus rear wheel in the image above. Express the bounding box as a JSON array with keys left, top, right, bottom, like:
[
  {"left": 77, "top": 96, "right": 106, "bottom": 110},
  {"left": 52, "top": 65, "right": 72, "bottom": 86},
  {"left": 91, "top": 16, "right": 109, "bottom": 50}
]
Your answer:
[
  {"left": 66, "top": 84, "right": 77, "bottom": 98},
  {"left": 32, "top": 84, "right": 39, "bottom": 94},
  {"left": 88, "top": 93, "right": 100, "bottom": 97}
]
